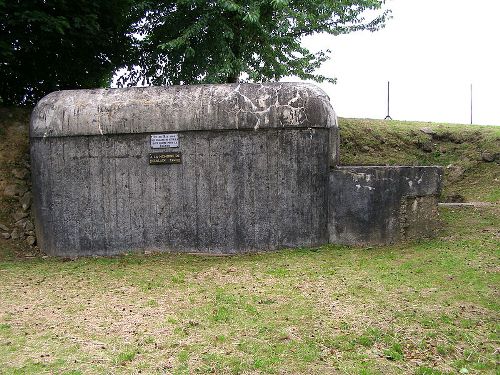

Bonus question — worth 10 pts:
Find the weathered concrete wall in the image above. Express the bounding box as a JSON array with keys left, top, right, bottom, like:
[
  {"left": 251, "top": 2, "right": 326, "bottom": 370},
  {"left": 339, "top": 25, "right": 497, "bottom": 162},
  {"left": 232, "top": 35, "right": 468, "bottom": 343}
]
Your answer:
[
  {"left": 31, "top": 83, "right": 337, "bottom": 256},
  {"left": 329, "top": 166, "right": 443, "bottom": 245}
]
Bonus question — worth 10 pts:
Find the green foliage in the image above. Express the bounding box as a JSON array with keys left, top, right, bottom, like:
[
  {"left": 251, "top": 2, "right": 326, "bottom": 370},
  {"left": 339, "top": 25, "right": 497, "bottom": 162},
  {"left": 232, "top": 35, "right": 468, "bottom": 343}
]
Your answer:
[
  {"left": 0, "top": 1, "right": 389, "bottom": 104},
  {"left": 383, "top": 342, "right": 404, "bottom": 361},
  {"left": 115, "top": 347, "right": 137, "bottom": 365},
  {"left": 356, "top": 328, "right": 381, "bottom": 347},
  {"left": 119, "top": 0, "right": 390, "bottom": 86},
  {"left": 0, "top": 0, "right": 133, "bottom": 105}
]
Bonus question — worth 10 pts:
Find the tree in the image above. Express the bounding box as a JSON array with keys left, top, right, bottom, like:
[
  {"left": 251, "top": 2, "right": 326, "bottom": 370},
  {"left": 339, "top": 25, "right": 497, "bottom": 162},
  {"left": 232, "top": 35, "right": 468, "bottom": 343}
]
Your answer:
[
  {"left": 0, "top": 0, "right": 133, "bottom": 105},
  {"left": 119, "top": 0, "right": 390, "bottom": 86}
]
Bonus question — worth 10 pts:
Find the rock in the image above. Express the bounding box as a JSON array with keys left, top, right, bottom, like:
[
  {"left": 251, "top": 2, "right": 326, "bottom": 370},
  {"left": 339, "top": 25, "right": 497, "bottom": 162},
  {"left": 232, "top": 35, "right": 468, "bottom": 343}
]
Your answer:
[
  {"left": 26, "top": 230, "right": 35, "bottom": 236},
  {"left": 3, "top": 184, "right": 19, "bottom": 197},
  {"left": 0, "top": 223, "right": 9, "bottom": 232},
  {"left": 12, "top": 168, "right": 29, "bottom": 180},
  {"left": 481, "top": 152, "right": 495, "bottom": 162},
  {"left": 446, "top": 165, "right": 465, "bottom": 182},
  {"left": 24, "top": 221, "right": 35, "bottom": 231},
  {"left": 1, "top": 232, "right": 10, "bottom": 240},
  {"left": 12, "top": 211, "right": 29, "bottom": 221},
  {"left": 16, "top": 219, "right": 33, "bottom": 230},
  {"left": 419, "top": 141, "right": 433, "bottom": 153},
  {"left": 21, "top": 190, "right": 32, "bottom": 199},
  {"left": 20, "top": 186, "right": 29, "bottom": 196},
  {"left": 26, "top": 236, "right": 36, "bottom": 246},
  {"left": 10, "top": 228, "right": 21, "bottom": 240},
  {"left": 420, "top": 127, "right": 436, "bottom": 136},
  {"left": 15, "top": 219, "right": 29, "bottom": 228},
  {"left": 3, "top": 184, "right": 28, "bottom": 197},
  {"left": 20, "top": 192, "right": 32, "bottom": 211}
]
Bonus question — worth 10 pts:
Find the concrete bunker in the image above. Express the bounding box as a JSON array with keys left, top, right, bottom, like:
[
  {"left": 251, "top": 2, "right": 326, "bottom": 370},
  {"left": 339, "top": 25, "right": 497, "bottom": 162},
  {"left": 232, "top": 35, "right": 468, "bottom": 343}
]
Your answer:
[
  {"left": 31, "top": 83, "right": 337, "bottom": 256},
  {"left": 30, "top": 83, "right": 442, "bottom": 257}
]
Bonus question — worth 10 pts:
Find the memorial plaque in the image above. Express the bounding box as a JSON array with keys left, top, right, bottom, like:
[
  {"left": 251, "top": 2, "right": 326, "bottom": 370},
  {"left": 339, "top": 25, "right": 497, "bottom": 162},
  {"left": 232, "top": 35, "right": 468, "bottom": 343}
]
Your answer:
[
  {"left": 149, "top": 152, "right": 182, "bottom": 165},
  {"left": 151, "top": 133, "right": 179, "bottom": 148}
]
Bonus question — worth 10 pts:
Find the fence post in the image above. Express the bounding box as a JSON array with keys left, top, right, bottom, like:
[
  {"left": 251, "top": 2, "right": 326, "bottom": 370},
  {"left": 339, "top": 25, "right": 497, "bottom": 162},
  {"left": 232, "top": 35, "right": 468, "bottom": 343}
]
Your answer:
[{"left": 384, "top": 81, "right": 392, "bottom": 120}]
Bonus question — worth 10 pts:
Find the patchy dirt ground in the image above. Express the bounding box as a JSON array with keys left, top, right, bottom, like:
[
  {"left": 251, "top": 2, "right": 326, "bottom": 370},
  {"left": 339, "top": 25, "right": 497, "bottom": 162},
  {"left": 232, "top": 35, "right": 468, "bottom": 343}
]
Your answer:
[{"left": 0, "top": 206, "right": 498, "bottom": 374}]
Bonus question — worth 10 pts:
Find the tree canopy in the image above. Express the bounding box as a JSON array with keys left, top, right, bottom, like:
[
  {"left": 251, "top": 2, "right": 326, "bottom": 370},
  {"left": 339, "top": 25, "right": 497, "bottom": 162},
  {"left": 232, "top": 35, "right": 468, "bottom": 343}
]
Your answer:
[
  {"left": 119, "top": 0, "right": 390, "bottom": 87},
  {"left": 0, "top": 0, "right": 133, "bottom": 105},
  {"left": 0, "top": 0, "right": 389, "bottom": 105}
]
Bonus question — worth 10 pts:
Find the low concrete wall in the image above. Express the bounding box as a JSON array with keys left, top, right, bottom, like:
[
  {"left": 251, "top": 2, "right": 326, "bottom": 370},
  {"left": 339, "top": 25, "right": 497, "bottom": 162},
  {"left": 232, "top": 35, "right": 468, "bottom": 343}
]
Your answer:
[
  {"left": 329, "top": 166, "right": 443, "bottom": 245},
  {"left": 31, "top": 83, "right": 338, "bottom": 256}
]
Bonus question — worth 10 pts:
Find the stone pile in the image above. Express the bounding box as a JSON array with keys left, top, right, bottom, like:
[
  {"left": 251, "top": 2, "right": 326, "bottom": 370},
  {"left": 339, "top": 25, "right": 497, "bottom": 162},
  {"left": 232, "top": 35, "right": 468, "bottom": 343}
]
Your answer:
[{"left": 1, "top": 164, "right": 36, "bottom": 247}]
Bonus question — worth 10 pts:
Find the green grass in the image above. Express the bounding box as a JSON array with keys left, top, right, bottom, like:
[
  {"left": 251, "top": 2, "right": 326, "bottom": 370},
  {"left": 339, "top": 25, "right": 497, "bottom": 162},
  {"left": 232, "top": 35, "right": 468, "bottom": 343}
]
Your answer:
[{"left": 0, "top": 206, "right": 498, "bottom": 374}]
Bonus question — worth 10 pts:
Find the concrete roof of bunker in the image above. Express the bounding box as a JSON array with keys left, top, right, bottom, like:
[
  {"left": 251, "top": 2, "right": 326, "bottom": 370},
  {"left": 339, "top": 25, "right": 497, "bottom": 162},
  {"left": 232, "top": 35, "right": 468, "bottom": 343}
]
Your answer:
[{"left": 30, "top": 83, "right": 337, "bottom": 138}]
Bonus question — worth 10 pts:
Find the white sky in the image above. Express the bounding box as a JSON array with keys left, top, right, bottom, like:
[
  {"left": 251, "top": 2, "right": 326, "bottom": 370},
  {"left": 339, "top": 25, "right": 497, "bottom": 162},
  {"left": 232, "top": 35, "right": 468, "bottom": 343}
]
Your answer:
[{"left": 286, "top": 0, "right": 500, "bottom": 125}]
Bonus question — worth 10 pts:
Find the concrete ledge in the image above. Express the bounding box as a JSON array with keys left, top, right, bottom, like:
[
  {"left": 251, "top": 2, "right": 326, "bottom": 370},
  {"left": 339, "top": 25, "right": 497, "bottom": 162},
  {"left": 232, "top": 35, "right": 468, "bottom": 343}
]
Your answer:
[
  {"left": 329, "top": 166, "right": 443, "bottom": 245},
  {"left": 30, "top": 83, "right": 337, "bottom": 138}
]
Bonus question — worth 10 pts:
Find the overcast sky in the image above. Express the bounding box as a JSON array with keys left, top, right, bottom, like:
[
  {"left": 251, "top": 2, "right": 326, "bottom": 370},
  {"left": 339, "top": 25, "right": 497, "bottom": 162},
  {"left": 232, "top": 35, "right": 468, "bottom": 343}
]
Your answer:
[{"left": 288, "top": 0, "right": 500, "bottom": 125}]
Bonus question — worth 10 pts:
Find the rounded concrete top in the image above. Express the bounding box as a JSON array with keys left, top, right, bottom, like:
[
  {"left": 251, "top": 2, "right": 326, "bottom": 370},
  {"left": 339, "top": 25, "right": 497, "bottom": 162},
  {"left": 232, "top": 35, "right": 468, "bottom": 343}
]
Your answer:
[{"left": 30, "top": 82, "right": 337, "bottom": 138}]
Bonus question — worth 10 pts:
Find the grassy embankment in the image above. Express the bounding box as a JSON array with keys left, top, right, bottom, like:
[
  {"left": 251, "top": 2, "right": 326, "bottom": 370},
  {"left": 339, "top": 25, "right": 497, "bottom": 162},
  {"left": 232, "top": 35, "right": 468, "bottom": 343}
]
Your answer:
[
  {"left": 0, "top": 109, "right": 499, "bottom": 374},
  {"left": 339, "top": 118, "right": 499, "bottom": 203}
]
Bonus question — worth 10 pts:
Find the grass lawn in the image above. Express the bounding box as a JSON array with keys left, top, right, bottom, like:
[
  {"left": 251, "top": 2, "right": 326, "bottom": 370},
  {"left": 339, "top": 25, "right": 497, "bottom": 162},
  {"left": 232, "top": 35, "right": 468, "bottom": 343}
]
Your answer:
[{"left": 0, "top": 205, "right": 498, "bottom": 374}]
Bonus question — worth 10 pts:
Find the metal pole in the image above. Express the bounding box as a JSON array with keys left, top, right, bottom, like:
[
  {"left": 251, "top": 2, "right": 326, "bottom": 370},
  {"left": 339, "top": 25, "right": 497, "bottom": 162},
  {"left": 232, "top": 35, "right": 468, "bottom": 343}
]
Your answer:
[
  {"left": 388, "top": 81, "right": 390, "bottom": 116},
  {"left": 384, "top": 81, "right": 392, "bottom": 120}
]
